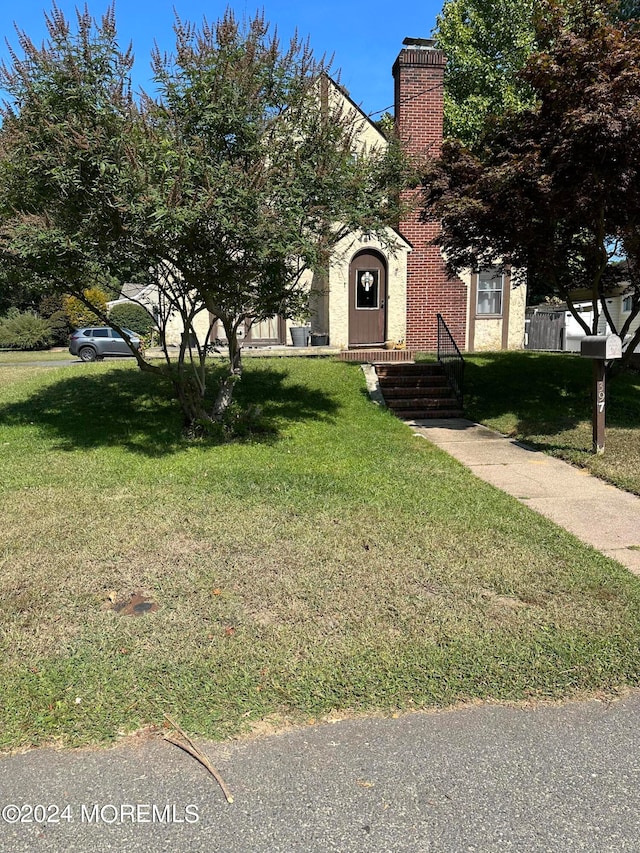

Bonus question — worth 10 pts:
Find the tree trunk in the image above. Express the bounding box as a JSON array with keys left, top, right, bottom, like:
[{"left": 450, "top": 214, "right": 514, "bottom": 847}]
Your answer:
[
  {"left": 173, "top": 373, "right": 208, "bottom": 427},
  {"left": 211, "top": 319, "right": 243, "bottom": 421}
]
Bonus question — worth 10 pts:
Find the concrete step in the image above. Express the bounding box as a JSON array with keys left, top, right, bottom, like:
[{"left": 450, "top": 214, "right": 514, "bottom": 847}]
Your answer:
[
  {"left": 386, "top": 396, "right": 460, "bottom": 411},
  {"left": 338, "top": 349, "right": 415, "bottom": 363},
  {"left": 375, "top": 363, "right": 443, "bottom": 376},
  {"left": 378, "top": 376, "right": 449, "bottom": 390}
]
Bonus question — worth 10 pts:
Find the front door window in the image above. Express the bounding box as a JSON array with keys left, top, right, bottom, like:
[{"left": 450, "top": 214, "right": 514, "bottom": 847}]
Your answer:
[{"left": 356, "top": 270, "right": 379, "bottom": 309}]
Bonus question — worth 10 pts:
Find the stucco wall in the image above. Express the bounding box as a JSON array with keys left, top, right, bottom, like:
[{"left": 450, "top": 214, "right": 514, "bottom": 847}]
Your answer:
[
  {"left": 160, "top": 306, "right": 211, "bottom": 347},
  {"left": 456, "top": 269, "right": 472, "bottom": 351},
  {"left": 470, "top": 273, "right": 527, "bottom": 352},
  {"left": 328, "top": 82, "right": 387, "bottom": 158},
  {"left": 327, "top": 231, "right": 410, "bottom": 349},
  {"left": 322, "top": 84, "right": 413, "bottom": 348},
  {"left": 472, "top": 318, "right": 503, "bottom": 351},
  {"left": 507, "top": 280, "right": 527, "bottom": 349}
]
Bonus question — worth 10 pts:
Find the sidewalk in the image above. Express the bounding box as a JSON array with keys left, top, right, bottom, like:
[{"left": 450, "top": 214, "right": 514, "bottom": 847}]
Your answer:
[{"left": 410, "top": 418, "right": 640, "bottom": 576}]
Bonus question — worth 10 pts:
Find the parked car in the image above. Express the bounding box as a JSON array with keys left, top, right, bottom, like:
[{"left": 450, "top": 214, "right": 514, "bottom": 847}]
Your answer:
[{"left": 69, "top": 327, "right": 142, "bottom": 362}]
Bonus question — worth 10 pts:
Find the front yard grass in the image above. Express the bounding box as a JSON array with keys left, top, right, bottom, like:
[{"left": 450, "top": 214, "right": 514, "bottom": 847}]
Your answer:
[
  {"left": 461, "top": 351, "right": 640, "bottom": 495},
  {"left": 0, "top": 349, "right": 72, "bottom": 363},
  {"left": 1, "top": 356, "right": 640, "bottom": 749}
]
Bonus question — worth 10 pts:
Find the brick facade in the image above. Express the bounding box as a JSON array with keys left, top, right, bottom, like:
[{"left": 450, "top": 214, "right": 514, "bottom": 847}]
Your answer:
[{"left": 393, "top": 40, "right": 467, "bottom": 351}]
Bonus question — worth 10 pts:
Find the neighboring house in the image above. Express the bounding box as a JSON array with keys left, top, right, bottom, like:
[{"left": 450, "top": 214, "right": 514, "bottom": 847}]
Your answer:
[
  {"left": 108, "top": 283, "right": 157, "bottom": 319},
  {"left": 108, "top": 279, "right": 211, "bottom": 348},
  {"left": 526, "top": 290, "right": 640, "bottom": 353},
  {"left": 113, "top": 38, "right": 526, "bottom": 354},
  {"left": 600, "top": 291, "right": 640, "bottom": 351}
]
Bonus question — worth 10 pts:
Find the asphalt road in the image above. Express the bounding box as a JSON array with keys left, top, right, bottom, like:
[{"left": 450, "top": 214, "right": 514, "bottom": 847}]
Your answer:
[{"left": 1, "top": 692, "right": 639, "bottom": 852}]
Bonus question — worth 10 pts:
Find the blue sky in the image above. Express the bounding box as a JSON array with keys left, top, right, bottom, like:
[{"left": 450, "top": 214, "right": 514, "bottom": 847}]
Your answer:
[{"left": 0, "top": 0, "right": 445, "bottom": 118}]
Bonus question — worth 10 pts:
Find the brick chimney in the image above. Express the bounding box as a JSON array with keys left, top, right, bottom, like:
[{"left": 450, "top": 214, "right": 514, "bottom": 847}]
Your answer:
[{"left": 393, "top": 38, "right": 467, "bottom": 351}]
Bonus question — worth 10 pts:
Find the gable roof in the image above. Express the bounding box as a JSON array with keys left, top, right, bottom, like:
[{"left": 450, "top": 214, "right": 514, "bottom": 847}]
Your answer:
[{"left": 325, "top": 75, "right": 388, "bottom": 146}]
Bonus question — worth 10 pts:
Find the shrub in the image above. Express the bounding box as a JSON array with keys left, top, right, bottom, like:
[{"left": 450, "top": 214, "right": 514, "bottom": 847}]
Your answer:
[
  {"left": 0, "top": 310, "right": 54, "bottom": 350},
  {"left": 47, "top": 310, "right": 72, "bottom": 345},
  {"left": 63, "top": 287, "right": 109, "bottom": 328},
  {"left": 38, "top": 294, "right": 64, "bottom": 318},
  {"left": 38, "top": 296, "right": 72, "bottom": 344},
  {"left": 109, "top": 302, "right": 156, "bottom": 338}
]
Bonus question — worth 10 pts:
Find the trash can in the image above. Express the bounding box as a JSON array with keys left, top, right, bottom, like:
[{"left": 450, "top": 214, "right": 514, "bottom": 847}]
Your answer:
[{"left": 290, "top": 327, "right": 309, "bottom": 347}]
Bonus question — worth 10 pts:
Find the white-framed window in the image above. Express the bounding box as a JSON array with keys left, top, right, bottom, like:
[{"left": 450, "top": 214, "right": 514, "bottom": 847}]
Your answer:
[
  {"left": 476, "top": 269, "right": 504, "bottom": 315},
  {"left": 622, "top": 294, "right": 634, "bottom": 313}
]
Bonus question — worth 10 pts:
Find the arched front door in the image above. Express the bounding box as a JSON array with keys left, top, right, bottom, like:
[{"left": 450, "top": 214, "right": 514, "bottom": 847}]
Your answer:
[{"left": 349, "top": 250, "right": 387, "bottom": 347}]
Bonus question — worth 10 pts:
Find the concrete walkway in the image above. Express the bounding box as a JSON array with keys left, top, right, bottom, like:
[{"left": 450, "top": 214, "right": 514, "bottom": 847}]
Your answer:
[{"left": 410, "top": 418, "right": 640, "bottom": 576}]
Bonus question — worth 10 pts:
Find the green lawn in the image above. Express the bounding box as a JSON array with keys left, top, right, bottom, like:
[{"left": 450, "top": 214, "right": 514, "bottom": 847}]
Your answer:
[
  {"left": 1, "top": 356, "right": 640, "bottom": 749},
  {"left": 0, "top": 349, "right": 72, "bottom": 363},
  {"left": 461, "top": 351, "right": 640, "bottom": 495}
]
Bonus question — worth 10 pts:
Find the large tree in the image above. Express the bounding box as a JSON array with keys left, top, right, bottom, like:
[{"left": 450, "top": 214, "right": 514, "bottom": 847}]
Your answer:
[
  {"left": 434, "top": 0, "right": 640, "bottom": 150},
  {"left": 0, "top": 6, "right": 408, "bottom": 429},
  {"left": 424, "top": 0, "right": 640, "bottom": 366},
  {"left": 434, "top": 0, "right": 538, "bottom": 148},
  {"left": 139, "top": 12, "right": 407, "bottom": 421},
  {"left": 0, "top": 6, "right": 152, "bottom": 359}
]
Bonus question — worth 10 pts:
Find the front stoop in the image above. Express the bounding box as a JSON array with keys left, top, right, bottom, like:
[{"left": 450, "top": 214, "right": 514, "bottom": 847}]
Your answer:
[
  {"left": 338, "top": 349, "right": 415, "bottom": 363},
  {"left": 375, "top": 362, "right": 463, "bottom": 419}
]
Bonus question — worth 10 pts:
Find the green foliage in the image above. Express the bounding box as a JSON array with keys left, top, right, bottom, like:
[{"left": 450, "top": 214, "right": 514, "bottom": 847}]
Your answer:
[
  {"left": 425, "top": 0, "right": 640, "bottom": 362},
  {"left": 612, "top": 0, "right": 640, "bottom": 18},
  {"left": 38, "top": 294, "right": 64, "bottom": 319},
  {"left": 144, "top": 13, "right": 408, "bottom": 354},
  {"left": 435, "top": 0, "right": 538, "bottom": 148},
  {"left": 434, "top": 0, "right": 638, "bottom": 150},
  {"left": 0, "top": 309, "right": 54, "bottom": 350},
  {"left": 46, "top": 311, "right": 71, "bottom": 346},
  {"left": 0, "top": 6, "right": 147, "bottom": 293},
  {"left": 0, "top": 6, "right": 409, "bottom": 428},
  {"left": 373, "top": 112, "right": 395, "bottom": 138},
  {"left": 63, "top": 287, "right": 109, "bottom": 329},
  {"left": 38, "top": 294, "right": 71, "bottom": 343},
  {"left": 109, "top": 302, "right": 155, "bottom": 338},
  {"left": 0, "top": 274, "right": 40, "bottom": 315}
]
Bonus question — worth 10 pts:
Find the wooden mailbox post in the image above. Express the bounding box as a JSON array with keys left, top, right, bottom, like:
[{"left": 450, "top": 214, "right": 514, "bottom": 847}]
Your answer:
[{"left": 580, "top": 335, "right": 622, "bottom": 454}]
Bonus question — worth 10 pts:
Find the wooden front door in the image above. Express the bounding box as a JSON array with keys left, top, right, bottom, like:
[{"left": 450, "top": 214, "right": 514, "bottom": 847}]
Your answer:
[{"left": 349, "top": 251, "right": 387, "bottom": 347}]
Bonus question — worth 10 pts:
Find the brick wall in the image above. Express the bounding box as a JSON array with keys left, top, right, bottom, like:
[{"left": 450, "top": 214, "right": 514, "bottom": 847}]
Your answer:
[{"left": 393, "top": 41, "right": 467, "bottom": 351}]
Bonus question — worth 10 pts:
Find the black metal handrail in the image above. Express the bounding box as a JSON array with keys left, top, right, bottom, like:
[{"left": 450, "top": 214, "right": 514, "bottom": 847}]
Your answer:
[{"left": 436, "top": 313, "right": 464, "bottom": 407}]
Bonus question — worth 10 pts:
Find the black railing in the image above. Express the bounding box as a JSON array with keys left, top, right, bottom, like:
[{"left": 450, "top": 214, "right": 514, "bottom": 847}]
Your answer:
[{"left": 436, "top": 313, "right": 464, "bottom": 407}]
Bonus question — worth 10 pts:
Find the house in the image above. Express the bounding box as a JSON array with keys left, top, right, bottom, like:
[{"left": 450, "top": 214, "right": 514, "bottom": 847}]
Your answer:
[
  {"left": 526, "top": 290, "right": 640, "bottom": 354},
  {"left": 114, "top": 38, "right": 526, "bottom": 354}
]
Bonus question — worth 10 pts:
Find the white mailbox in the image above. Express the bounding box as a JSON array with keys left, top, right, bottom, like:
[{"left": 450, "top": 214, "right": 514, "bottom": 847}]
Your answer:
[{"left": 580, "top": 335, "right": 622, "bottom": 360}]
